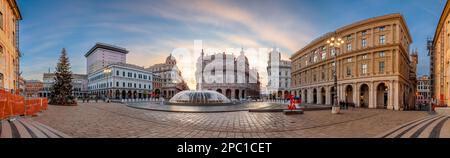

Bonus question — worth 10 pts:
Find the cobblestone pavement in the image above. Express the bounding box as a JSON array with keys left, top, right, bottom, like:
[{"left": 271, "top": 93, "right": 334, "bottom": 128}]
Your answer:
[{"left": 31, "top": 102, "right": 428, "bottom": 138}]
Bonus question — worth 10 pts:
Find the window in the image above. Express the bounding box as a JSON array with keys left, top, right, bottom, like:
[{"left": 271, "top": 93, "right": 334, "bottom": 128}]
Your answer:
[
  {"left": 116, "top": 71, "right": 119, "bottom": 76},
  {"left": 380, "top": 35, "right": 386, "bottom": 44},
  {"left": 347, "top": 67, "right": 352, "bottom": 76},
  {"left": 322, "top": 72, "right": 325, "bottom": 80},
  {"left": 362, "top": 64, "right": 368, "bottom": 74},
  {"left": 123, "top": 82, "right": 125, "bottom": 87},
  {"left": 347, "top": 44, "right": 352, "bottom": 51},
  {"left": 331, "top": 49, "right": 336, "bottom": 56},
  {"left": 134, "top": 83, "right": 136, "bottom": 88},
  {"left": 379, "top": 51, "right": 385, "bottom": 57},
  {"left": 123, "top": 72, "right": 125, "bottom": 77},
  {"left": 313, "top": 55, "right": 318, "bottom": 62},
  {"left": 0, "top": 12, "right": 3, "bottom": 30},
  {"left": 362, "top": 39, "right": 367, "bottom": 48},
  {"left": 116, "top": 82, "right": 119, "bottom": 87},
  {"left": 144, "top": 85, "right": 147, "bottom": 89},
  {"left": 346, "top": 35, "right": 352, "bottom": 41},
  {"left": 379, "top": 62, "right": 385, "bottom": 73},
  {"left": 362, "top": 54, "right": 368, "bottom": 59},
  {"left": 347, "top": 58, "right": 352, "bottom": 62},
  {"left": 362, "top": 31, "right": 367, "bottom": 36},
  {"left": 379, "top": 26, "right": 385, "bottom": 31},
  {"left": 322, "top": 52, "right": 327, "bottom": 60}
]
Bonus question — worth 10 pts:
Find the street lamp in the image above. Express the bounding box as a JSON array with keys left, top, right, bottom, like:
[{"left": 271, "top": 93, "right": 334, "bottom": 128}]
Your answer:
[
  {"left": 104, "top": 67, "right": 112, "bottom": 103},
  {"left": 327, "top": 37, "right": 344, "bottom": 114}
]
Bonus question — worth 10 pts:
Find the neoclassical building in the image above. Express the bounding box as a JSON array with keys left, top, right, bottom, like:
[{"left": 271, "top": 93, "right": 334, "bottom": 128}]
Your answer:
[
  {"left": 85, "top": 43, "right": 154, "bottom": 99},
  {"left": 42, "top": 73, "right": 88, "bottom": 98},
  {"left": 291, "top": 14, "right": 418, "bottom": 111},
  {"left": 146, "top": 54, "right": 189, "bottom": 99},
  {"left": 196, "top": 49, "right": 261, "bottom": 100},
  {"left": 429, "top": 0, "right": 450, "bottom": 107},
  {"left": 267, "top": 48, "right": 292, "bottom": 99},
  {"left": 416, "top": 75, "right": 431, "bottom": 105},
  {"left": 0, "top": 0, "right": 21, "bottom": 91}
]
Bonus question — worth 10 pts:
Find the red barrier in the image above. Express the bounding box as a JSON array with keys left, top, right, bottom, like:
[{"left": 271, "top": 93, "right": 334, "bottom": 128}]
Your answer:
[
  {"left": 0, "top": 90, "right": 6, "bottom": 120},
  {"left": 0, "top": 89, "right": 48, "bottom": 120},
  {"left": 13, "top": 95, "right": 25, "bottom": 116},
  {"left": 42, "top": 98, "right": 48, "bottom": 110}
]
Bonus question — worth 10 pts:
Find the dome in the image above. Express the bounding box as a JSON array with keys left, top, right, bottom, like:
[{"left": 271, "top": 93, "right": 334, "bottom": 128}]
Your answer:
[
  {"left": 165, "top": 54, "right": 177, "bottom": 65},
  {"left": 169, "top": 90, "right": 231, "bottom": 105}
]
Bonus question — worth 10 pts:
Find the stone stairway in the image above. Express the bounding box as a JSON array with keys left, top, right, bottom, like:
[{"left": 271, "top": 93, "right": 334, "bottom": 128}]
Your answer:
[
  {"left": 378, "top": 114, "right": 450, "bottom": 138},
  {"left": 1, "top": 118, "right": 71, "bottom": 138}
]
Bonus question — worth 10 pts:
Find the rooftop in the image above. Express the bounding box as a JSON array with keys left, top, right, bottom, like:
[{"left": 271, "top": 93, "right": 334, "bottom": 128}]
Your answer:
[{"left": 84, "top": 43, "right": 129, "bottom": 57}]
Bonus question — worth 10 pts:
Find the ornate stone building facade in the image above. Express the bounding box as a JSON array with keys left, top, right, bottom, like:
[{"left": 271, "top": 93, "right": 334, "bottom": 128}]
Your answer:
[
  {"left": 267, "top": 48, "right": 291, "bottom": 99},
  {"left": 0, "top": 0, "right": 21, "bottom": 91},
  {"left": 146, "top": 55, "right": 189, "bottom": 99},
  {"left": 85, "top": 43, "right": 154, "bottom": 99},
  {"left": 196, "top": 49, "right": 261, "bottom": 100},
  {"left": 24, "top": 80, "right": 43, "bottom": 98},
  {"left": 291, "top": 14, "right": 417, "bottom": 110},
  {"left": 416, "top": 75, "right": 431, "bottom": 105},
  {"left": 430, "top": 0, "right": 450, "bottom": 107}
]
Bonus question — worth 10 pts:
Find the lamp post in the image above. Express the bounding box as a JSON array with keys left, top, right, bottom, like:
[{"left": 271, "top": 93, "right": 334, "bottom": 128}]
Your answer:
[
  {"left": 104, "top": 67, "right": 112, "bottom": 103},
  {"left": 327, "top": 37, "right": 344, "bottom": 114}
]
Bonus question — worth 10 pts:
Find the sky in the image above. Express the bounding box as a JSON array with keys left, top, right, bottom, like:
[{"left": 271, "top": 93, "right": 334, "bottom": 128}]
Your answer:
[{"left": 18, "top": 0, "right": 447, "bottom": 89}]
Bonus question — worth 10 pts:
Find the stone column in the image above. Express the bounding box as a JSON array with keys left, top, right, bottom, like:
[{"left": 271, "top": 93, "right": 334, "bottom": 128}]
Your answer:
[
  {"left": 325, "top": 87, "right": 331, "bottom": 105},
  {"left": 394, "top": 81, "right": 400, "bottom": 110},
  {"left": 353, "top": 83, "right": 358, "bottom": 105},
  {"left": 388, "top": 81, "right": 394, "bottom": 110},
  {"left": 355, "top": 84, "right": 360, "bottom": 107},
  {"left": 369, "top": 82, "right": 375, "bottom": 109},
  {"left": 308, "top": 88, "right": 314, "bottom": 104},
  {"left": 231, "top": 89, "right": 236, "bottom": 100},
  {"left": 318, "top": 87, "right": 323, "bottom": 105}
]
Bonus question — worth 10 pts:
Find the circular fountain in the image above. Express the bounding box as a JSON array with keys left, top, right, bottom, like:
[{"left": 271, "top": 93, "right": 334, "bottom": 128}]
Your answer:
[{"left": 168, "top": 90, "right": 232, "bottom": 105}]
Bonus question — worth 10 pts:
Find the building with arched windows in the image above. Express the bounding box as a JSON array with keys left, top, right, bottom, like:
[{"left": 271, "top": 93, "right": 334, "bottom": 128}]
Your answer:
[
  {"left": 291, "top": 14, "right": 418, "bottom": 111},
  {"left": 0, "top": 0, "right": 21, "bottom": 92},
  {"left": 146, "top": 54, "right": 189, "bottom": 99},
  {"left": 267, "top": 48, "right": 292, "bottom": 99},
  {"left": 196, "top": 49, "right": 261, "bottom": 100},
  {"left": 85, "top": 43, "right": 154, "bottom": 100}
]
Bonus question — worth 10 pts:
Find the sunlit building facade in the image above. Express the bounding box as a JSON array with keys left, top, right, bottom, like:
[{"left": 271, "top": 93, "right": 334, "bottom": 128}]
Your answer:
[
  {"left": 196, "top": 49, "right": 261, "bottom": 100},
  {"left": 0, "top": 0, "right": 21, "bottom": 91},
  {"left": 291, "top": 14, "right": 418, "bottom": 110},
  {"left": 430, "top": 0, "right": 450, "bottom": 107}
]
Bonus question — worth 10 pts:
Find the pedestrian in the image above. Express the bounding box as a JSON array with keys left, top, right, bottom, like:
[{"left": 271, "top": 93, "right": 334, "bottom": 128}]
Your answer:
[
  {"left": 95, "top": 95, "right": 98, "bottom": 103},
  {"left": 82, "top": 96, "right": 85, "bottom": 103}
]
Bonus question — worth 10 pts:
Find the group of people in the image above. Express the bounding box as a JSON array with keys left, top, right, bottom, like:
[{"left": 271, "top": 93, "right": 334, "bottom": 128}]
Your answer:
[
  {"left": 339, "top": 101, "right": 355, "bottom": 110},
  {"left": 81, "top": 95, "right": 110, "bottom": 103}
]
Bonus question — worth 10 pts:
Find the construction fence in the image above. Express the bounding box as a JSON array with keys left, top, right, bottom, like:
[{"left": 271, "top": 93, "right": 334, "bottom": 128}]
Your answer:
[{"left": 0, "top": 89, "right": 48, "bottom": 120}]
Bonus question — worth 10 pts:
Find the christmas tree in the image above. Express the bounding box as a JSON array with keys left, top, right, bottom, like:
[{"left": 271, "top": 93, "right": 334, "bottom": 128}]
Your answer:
[{"left": 49, "top": 48, "right": 76, "bottom": 105}]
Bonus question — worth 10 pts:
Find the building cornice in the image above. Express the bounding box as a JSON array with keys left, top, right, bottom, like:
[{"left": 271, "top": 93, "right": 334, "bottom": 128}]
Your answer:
[
  {"left": 433, "top": 0, "right": 450, "bottom": 45},
  {"left": 292, "top": 13, "right": 412, "bottom": 59},
  {"left": 7, "top": 0, "right": 22, "bottom": 20}
]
